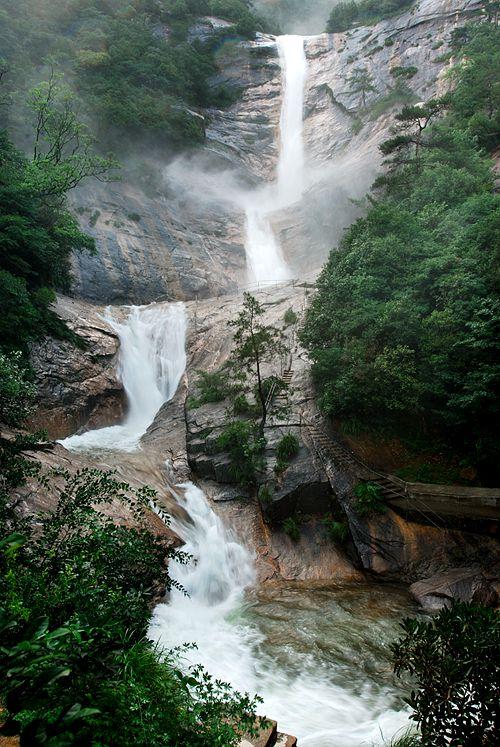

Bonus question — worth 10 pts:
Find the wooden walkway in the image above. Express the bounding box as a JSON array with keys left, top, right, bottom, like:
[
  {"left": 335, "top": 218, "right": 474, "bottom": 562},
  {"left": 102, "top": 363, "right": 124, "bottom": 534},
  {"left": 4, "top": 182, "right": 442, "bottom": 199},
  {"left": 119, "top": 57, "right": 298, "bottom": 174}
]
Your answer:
[
  {"left": 270, "top": 365, "right": 499, "bottom": 531},
  {"left": 307, "top": 420, "right": 500, "bottom": 529}
]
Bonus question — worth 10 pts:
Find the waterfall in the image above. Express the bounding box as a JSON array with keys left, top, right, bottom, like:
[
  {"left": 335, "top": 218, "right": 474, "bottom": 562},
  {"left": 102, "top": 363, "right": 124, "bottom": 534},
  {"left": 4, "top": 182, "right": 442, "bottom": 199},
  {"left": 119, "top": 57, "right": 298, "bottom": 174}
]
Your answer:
[
  {"left": 60, "top": 302, "right": 187, "bottom": 452},
  {"left": 59, "top": 295, "right": 409, "bottom": 744},
  {"left": 276, "top": 35, "right": 308, "bottom": 205},
  {"left": 243, "top": 35, "right": 308, "bottom": 284},
  {"left": 150, "top": 484, "right": 410, "bottom": 747}
]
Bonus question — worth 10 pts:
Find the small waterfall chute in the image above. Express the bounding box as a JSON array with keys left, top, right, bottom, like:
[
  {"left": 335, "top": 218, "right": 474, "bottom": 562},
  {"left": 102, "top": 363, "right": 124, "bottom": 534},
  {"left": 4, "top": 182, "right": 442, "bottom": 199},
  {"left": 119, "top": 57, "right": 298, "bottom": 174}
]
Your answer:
[{"left": 60, "top": 302, "right": 187, "bottom": 453}]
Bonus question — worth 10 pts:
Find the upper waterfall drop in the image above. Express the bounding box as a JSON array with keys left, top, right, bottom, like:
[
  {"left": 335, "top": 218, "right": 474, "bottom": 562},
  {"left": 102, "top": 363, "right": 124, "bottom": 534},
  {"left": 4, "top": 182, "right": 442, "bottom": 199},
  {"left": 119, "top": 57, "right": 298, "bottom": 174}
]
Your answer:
[
  {"left": 243, "top": 34, "right": 308, "bottom": 285},
  {"left": 276, "top": 35, "right": 308, "bottom": 206},
  {"left": 60, "top": 302, "right": 187, "bottom": 453}
]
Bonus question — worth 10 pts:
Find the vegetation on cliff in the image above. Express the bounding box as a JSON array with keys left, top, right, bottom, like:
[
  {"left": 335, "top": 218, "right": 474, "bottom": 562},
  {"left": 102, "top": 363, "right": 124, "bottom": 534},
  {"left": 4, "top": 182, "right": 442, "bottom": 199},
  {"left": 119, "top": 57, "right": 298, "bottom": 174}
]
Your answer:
[
  {"left": 326, "top": 0, "right": 414, "bottom": 33},
  {"left": 0, "top": 0, "right": 263, "bottom": 150},
  {"left": 392, "top": 601, "right": 500, "bottom": 745},
  {"left": 0, "top": 82, "right": 115, "bottom": 352},
  {"left": 302, "top": 20, "right": 500, "bottom": 482},
  {"left": 0, "top": 369, "right": 260, "bottom": 745}
]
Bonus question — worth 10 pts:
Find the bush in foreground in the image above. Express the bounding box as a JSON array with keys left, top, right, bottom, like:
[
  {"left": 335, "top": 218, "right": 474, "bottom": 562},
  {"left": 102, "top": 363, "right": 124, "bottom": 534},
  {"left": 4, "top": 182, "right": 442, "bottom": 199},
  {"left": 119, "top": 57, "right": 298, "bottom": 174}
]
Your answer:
[{"left": 392, "top": 602, "right": 500, "bottom": 745}]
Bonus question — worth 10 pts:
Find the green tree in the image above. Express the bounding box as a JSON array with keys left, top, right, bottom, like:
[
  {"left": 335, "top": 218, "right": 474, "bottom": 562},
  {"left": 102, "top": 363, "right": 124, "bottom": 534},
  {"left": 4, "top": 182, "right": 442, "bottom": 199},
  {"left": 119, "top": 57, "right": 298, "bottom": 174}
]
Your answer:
[
  {"left": 229, "top": 293, "right": 286, "bottom": 430},
  {"left": 25, "top": 74, "right": 117, "bottom": 199},
  {"left": 347, "top": 66, "right": 376, "bottom": 108},
  {"left": 380, "top": 99, "right": 447, "bottom": 171}
]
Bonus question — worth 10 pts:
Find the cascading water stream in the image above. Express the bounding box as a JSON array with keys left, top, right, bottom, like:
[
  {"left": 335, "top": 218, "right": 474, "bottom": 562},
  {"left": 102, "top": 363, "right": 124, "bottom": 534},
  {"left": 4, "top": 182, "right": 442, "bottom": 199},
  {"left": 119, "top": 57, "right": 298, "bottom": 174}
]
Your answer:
[
  {"left": 60, "top": 301, "right": 411, "bottom": 744},
  {"left": 150, "top": 484, "right": 411, "bottom": 746},
  {"left": 244, "top": 35, "right": 308, "bottom": 284},
  {"left": 276, "top": 35, "right": 308, "bottom": 205},
  {"left": 60, "top": 302, "right": 186, "bottom": 452}
]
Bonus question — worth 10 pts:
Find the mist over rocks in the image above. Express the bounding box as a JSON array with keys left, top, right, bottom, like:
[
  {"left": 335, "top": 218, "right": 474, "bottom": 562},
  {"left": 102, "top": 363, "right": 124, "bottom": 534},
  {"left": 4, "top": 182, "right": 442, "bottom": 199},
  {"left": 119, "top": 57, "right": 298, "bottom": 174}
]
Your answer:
[{"left": 70, "top": 0, "right": 480, "bottom": 304}]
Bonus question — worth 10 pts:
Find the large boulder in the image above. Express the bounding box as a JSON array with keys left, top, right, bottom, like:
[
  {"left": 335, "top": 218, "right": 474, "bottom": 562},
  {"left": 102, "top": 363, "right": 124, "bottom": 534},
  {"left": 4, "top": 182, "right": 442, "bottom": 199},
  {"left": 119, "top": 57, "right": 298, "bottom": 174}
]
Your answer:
[{"left": 410, "top": 566, "right": 500, "bottom": 611}]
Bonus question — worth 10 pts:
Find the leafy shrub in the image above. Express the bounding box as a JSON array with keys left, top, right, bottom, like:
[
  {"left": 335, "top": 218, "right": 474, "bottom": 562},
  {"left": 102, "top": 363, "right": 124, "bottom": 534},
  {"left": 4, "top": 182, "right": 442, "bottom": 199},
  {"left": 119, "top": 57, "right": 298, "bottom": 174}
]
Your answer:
[
  {"left": 192, "top": 368, "right": 235, "bottom": 407},
  {"left": 323, "top": 515, "right": 349, "bottom": 544},
  {"left": 258, "top": 484, "right": 273, "bottom": 506},
  {"left": 127, "top": 212, "right": 141, "bottom": 222},
  {"left": 276, "top": 433, "right": 300, "bottom": 462},
  {"left": 216, "top": 421, "right": 266, "bottom": 486},
  {"left": 283, "top": 517, "right": 300, "bottom": 542},
  {"left": 391, "top": 65, "right": 418, "bottom": 79},
  {"left": 273, "top": 459, "right": 289, "bottom": 475},
  {"left": 0, "top": 351, "right": 36, "bottom": 426},
  {"left": 0, "top": 467, "right": 259, "bottom": 745},
  {"left": 233, "top": 393, "right": 254, "bottom": 416},
  {"left": 392, "top": 602, "right": 500, "bottom": 745},
  {"left": 284, "top": 308, "right": 298, "bottom": 326},
  {"left": 89, "top": 209, "right": 100, "bottom": 227},
  {"left": 354, "top": 482, "right": 386, "bottom": 516}
]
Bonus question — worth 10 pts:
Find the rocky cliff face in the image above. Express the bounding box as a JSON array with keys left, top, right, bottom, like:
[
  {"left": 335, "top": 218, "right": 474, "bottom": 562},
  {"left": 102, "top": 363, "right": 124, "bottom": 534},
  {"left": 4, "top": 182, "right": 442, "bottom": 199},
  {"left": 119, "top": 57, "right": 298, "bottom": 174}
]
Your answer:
[
  {"left": 277, "top": 0, "right": 483, "bottom": 276},
  {"left": 29, "top": 296, "right": 125, "bottom": 439},
  {"left": 28, "top": 0, "right": 497, "bottom": 604},
  {"left": 70, "top": 0, "right": 481, "bottom": 304},
  {"left": 71, "top": 35, "right": 282, "bottom": 304}
]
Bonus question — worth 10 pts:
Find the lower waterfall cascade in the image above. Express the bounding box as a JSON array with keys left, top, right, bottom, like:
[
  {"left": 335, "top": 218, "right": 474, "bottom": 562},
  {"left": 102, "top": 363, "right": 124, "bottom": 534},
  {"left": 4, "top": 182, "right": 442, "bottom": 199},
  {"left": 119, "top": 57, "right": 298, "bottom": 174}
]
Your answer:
[
  {"left": 60, "top": 302, "right": 186, "bottom": 452},
  {"left": 64, "top": 301, "right": 412, "bottom": 746},
  {"left": 149, "top": 483, "right": 411, "bottom": 747}
]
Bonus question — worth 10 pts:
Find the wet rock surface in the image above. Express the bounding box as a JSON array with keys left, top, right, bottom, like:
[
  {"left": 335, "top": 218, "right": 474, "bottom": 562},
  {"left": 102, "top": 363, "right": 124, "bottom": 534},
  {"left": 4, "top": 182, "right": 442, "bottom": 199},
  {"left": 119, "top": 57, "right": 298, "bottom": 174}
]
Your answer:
[
  {"left": 29, "top": 296, "right": 125, "bottom": 439},
  {"left": 410, "top": 565, "right": 500, "bottom": 611}
]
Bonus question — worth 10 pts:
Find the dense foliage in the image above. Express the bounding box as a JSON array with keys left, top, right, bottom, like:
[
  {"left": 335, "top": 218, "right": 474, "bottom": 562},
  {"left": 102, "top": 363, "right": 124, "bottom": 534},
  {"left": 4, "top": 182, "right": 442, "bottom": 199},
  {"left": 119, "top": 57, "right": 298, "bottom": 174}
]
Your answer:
[
  {"left": 326, "top": 0, "right": 414, "bottom": 33},
  {"left": 0, "top": 73, "right": 117, "bottom": 352},
  {"left": 392, "top": 602, "right": 500, "bottom": 745},
  {"left": 302, "top": 21, "right": 500, "bottom": 480},
  {"left": 0, "top": 0, "right": 263, "bottom": 149},
  {"left": 216, "top": 419, "right": 266, "bottom": 485},
  {"left": 0, "top": 367, "right": 259, "bottom": 745}
]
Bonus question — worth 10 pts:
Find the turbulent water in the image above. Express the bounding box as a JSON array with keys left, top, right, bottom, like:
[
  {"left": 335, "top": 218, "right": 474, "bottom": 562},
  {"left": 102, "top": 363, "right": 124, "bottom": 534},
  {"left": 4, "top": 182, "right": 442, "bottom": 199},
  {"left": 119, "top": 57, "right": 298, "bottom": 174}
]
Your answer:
[
  {"left": 244, "top": 35, "right": 308, "bottom": 284},
  {"left": 149, "top": 483, "right": 412, "bottom": 747},
  {"left": 61, "top": 302, "right": 186, "bottom": 452}
]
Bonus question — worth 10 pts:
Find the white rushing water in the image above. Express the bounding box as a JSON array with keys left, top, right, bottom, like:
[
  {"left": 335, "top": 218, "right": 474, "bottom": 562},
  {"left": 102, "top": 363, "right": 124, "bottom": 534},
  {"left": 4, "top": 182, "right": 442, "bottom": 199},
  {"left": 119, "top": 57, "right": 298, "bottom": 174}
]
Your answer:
[
  {"left": 60, "top": 292, "right": 409, "bottom": 744},
  {"left": 276, "top": 35, "right": 308, "bottom": 205},
  {"left": 243, "top": 35, "right": 308, "bottom": 284},
  {"left": 150, "top": 483, "right": 410, "bottom": 747},
  {"left": 61, "top": 302, "right": 186, "bottom": 452}
]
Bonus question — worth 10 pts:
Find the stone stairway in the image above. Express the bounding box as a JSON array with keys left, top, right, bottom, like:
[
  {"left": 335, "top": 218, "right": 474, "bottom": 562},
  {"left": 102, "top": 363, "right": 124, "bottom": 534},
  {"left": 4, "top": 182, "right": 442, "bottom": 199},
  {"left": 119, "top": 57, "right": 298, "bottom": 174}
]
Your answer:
[
  {"left": 265, "top": 368, "right": 294, "bottom": 411},
  {"left": 306, "top": 421, "right": 500, "bottom": 531},
  {"left": 307, "top": 423, "right": 366, "bottom": 476},
  {"left": 275, "top": 368, "right": 293, "bottom": 403}
]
